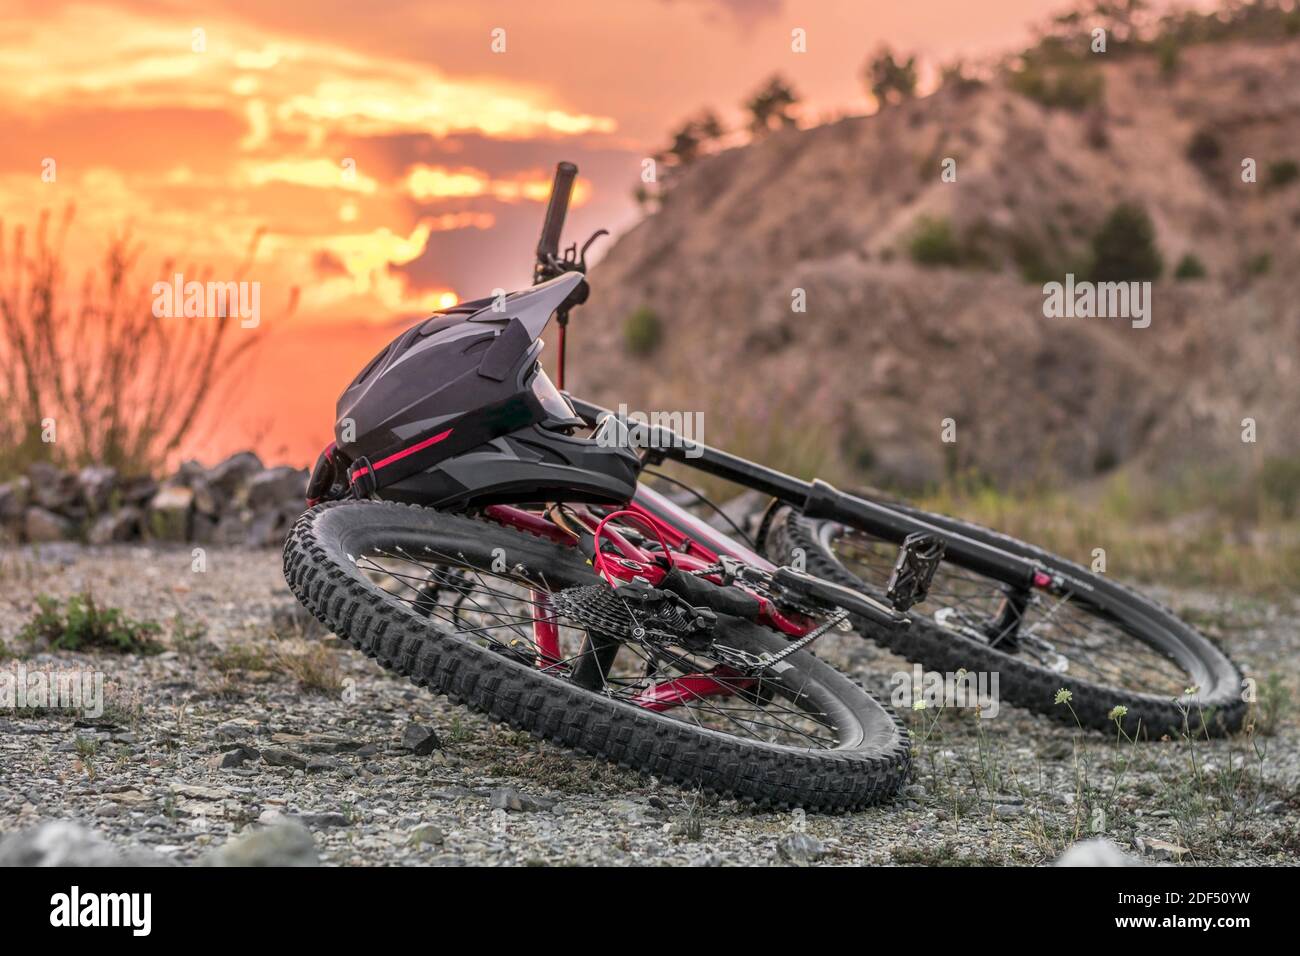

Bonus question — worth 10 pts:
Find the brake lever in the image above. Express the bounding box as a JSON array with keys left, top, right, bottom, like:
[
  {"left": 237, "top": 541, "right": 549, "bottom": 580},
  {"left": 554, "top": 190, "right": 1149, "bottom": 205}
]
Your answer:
[
  {"left": 577, "top": 229, "right": 609, "bottom": 269},
  {"left": 536, "top": 228, "right": 609, "bottom": 284}
]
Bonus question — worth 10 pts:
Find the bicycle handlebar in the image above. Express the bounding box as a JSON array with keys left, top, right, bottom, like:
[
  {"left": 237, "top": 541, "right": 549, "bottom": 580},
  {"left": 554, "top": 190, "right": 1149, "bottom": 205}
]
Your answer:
[{"left": 536, "top": 161, "right": 578, "bottom": 265}]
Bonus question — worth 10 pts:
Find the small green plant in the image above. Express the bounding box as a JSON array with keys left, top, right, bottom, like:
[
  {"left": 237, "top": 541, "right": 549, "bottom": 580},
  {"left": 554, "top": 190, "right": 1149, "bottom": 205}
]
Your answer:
[
  {"left": 100, "top": 696, "right": 144, "bottom": 733},
  {"left": 445, "top": 714, "right": 476, "bottom": 744},
  {"left": 939, "top": 60, "right": 983, "bottom": 95},
  {"left": 1084, "top": 109, "right": 1109, "bottom": 150},
  {"left": 1008, "top": 60, "right": 1104, "bottom": 111},
  {"left": 170, "top": 612, "right": 206, "bottom": 651},
  {"left": 1186, "top": 129, "right": 1222, "bottom": 171},
  {"left": 74, "top": 734, "right": 100, "bottom": 779},
  {"left": 677, "top": 792, "right": 705, "bottom": 841},
  {"left": 1267, "top": 159, "right": 1299, "bottom": 190},
  {"left": 19, "top": 593, "right": 163, "bottom": 655},
  {"left": 1174, "top": 253, "right": 1207, "bottom": 280},
  {"left": 623, "top": 306, "right": 664, "bottom": 357},
  {"left": 1250, "top": 673, "right": 1293, "bottom": 736},
  {"left": 907, "top": 216, "right": 963, "bottom": 267},
  {"left": 744, "top": 74, "right": 800, "bottom": 137},
  {"left": 1244, "top": 252, "right": 1271, "bottom": 277},
  {"left": 1054, "top": 689, "right": 1142, "bottom": 844},
  {"left": 1011, "top": 235, "right": 1055, "bottom": 284},
  {"left": 1156, "top": 37, "right": 1181, "bottom": 79},
  {"left": 1090, "top": 202, "right": 1163, "bottom": 282},
  {"left": 839, "top": 418, "right": 876, "bottom": 474},
  {"left": 1259, "top": 457, "right": 1300, "bottom": 518},
  {"left": 1011, "top": 233, "right": 1091, "bottom": 285},
  {"left": 864, "top": 46, "right": 918, "bottom": 108}
]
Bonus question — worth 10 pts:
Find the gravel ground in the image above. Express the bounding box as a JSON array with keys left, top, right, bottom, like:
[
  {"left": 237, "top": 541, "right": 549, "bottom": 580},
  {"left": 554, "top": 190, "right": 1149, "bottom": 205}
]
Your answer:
[{"left": 1, "top": 543, "right": 1297, "bottom": 866}]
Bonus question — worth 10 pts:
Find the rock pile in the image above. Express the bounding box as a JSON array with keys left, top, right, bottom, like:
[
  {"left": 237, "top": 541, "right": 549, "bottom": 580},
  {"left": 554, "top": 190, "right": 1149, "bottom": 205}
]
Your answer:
[{"left": 0, "top": 453, "right": 308, "bottom": 548}]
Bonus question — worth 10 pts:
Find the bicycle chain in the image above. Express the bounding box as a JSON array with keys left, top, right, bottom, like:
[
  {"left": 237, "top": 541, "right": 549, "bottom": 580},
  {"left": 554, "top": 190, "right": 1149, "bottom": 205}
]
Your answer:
[{"left": 755, "top": 610, "right": 850, "bottom": 668}]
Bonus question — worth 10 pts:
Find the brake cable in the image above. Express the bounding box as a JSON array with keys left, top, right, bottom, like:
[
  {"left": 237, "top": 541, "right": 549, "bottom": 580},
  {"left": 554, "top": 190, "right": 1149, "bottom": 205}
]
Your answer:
[{"left": 591, "top": 509, "right": 673, "bottom": 588}]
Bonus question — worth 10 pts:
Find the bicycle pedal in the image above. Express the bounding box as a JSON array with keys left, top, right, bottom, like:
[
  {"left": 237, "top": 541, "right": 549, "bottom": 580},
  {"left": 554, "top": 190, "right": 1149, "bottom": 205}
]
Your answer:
[{"left": 885, "top": 532, "right": 947, "bottom": 611}]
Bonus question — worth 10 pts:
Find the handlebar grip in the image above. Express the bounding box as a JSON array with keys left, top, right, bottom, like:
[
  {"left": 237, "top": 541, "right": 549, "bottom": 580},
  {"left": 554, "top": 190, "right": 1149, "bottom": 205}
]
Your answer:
[{"left": 536, "top": 161, "right": 578, "bottom": 262}]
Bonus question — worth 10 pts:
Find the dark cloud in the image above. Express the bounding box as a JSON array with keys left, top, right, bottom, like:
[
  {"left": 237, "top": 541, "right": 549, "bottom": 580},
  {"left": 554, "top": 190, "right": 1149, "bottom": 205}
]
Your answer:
[
  {"left": 657, "top": 0, "right": 784, "bottom": 27},
  {"left": 328, "top": 130, "right": 634, "bottom": 181},
  {"left": 312, "top": 248, "right": 349, "bottom": 277}
]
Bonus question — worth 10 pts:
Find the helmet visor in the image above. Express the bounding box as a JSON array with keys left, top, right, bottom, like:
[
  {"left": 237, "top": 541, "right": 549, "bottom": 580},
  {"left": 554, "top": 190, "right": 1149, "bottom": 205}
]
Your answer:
[{"left": 530, "top": 367, "right": 580, "bottom": 425}]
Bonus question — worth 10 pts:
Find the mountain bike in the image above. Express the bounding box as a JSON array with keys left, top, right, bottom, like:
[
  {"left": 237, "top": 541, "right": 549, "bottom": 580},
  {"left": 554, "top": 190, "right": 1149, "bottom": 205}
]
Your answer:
[
  {"left": 284, "top": 161, "right": 1245, "bottom": 811},
  {"left": 573, "top": 410, "right": 1247, "bottom": 739}
]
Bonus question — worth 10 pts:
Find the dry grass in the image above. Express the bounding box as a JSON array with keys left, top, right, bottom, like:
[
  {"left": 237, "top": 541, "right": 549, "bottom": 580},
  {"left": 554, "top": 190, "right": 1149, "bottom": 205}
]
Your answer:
[
  {"left": 904, "top": 689, "right": 1295, "bottom": 864},
  {"left": 0, "top": 207, "right": 276, "bottom": 477},
  {"left": 662, "top": 408, "right": 1300, "bottom": 596},
  {"left": 916, "top": 467, "right": 1300, "bottom": 596},
  {"left": 270, "top": 638, "right": 344, "bottom": 694},
  {"left": 211, "top": 643, "right": 271, "bottom": 673},
  {"left": 211, "top": 636, "right": 342, "bottom": 695}
]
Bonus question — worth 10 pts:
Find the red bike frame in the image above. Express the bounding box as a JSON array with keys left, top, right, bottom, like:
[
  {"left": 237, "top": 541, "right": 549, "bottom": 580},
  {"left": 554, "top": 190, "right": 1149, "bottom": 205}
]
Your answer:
[{"left": 484, "top": 484, "right": 815, "bottom": 713}]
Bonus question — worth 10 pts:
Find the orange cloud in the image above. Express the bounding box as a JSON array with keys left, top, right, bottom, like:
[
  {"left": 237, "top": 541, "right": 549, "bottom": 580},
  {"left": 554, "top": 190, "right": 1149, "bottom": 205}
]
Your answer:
[{"left": 403, "top": 165, "right": 593, "bottom": 205}]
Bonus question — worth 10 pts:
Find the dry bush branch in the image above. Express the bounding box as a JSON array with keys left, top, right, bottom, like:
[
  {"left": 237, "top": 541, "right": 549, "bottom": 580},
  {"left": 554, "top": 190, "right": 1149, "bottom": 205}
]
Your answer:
[{"left": 0, "top": 208, "right": 285, "bottom": 476}]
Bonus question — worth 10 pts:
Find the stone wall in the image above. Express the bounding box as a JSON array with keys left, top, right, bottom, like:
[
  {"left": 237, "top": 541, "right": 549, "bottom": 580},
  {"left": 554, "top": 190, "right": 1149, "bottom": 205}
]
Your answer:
[{"left": 0, "top": 453, "right": 309, "bottom": 548}]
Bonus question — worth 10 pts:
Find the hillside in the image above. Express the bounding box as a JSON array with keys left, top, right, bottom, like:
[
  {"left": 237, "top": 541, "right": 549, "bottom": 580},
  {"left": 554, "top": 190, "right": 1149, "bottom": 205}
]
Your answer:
[{"left": 570, "top": 37, "right": 1300, "bottom": 489}]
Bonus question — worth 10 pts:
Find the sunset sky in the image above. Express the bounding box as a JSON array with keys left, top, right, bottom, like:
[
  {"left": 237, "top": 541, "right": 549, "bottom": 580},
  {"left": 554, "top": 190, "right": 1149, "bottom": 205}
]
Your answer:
[{"left": 2, "top": 0, "right": 1062, "bottom": 464}]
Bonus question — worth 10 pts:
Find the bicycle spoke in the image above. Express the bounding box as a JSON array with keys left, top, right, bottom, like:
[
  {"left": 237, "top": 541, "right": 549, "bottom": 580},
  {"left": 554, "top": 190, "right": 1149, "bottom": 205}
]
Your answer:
[
  {"left": 356, "top": 542, "right": 843, "bottom": 749},
  {"left": 834, "top": 528, "right": 1194, "bottom": 698}
]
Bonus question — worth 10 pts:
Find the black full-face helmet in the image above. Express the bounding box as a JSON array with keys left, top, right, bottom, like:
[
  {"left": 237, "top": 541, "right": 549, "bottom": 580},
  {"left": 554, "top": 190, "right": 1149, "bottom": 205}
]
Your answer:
[{"left": 306, "top": 272, "right": 640, "bottom": 509}]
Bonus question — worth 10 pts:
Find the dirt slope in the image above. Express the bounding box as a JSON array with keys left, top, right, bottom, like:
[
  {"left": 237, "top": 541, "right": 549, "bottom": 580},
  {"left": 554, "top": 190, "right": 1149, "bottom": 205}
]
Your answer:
[{"left": 570, "top": 38, "right": 1300, "bottom": 487}]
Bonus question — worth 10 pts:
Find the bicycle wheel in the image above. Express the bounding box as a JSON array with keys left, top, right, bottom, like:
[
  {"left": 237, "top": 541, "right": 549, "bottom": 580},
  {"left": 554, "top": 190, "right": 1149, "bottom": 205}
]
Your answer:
[
  {"left": 764, "top": 505, "right": 1245, "bottom": 737},
  {"left": 283, "top": 500, "right": 910, "bottom": 810}
]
